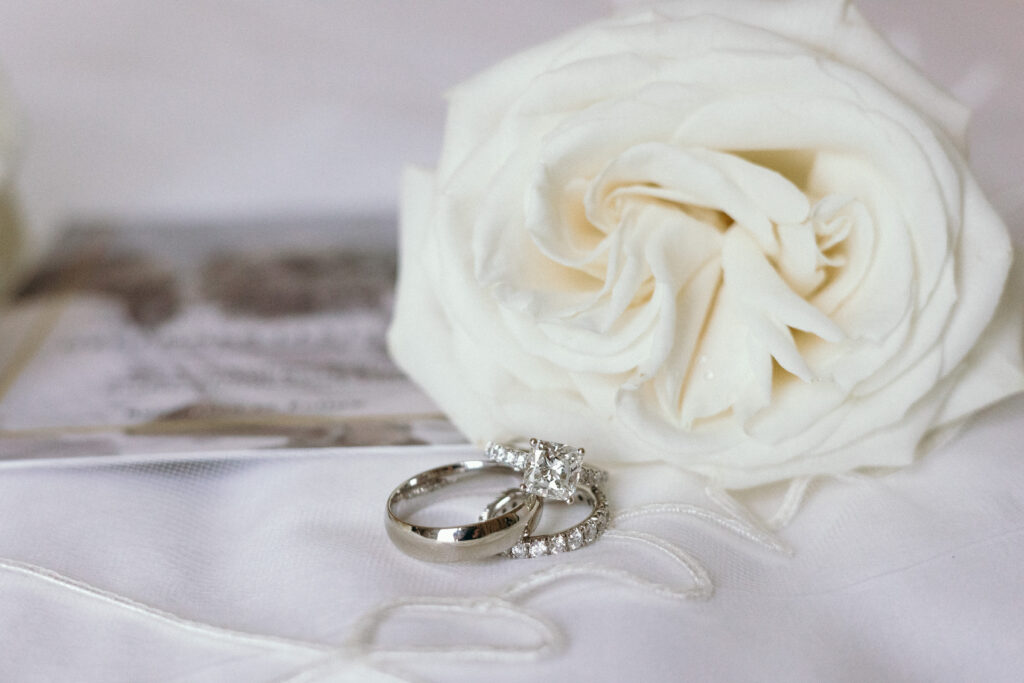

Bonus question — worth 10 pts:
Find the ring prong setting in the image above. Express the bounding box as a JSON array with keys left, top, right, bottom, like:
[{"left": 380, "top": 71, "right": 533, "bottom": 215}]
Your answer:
[{"left": 523, "top": 438, "right": 584, "bottom": 503}]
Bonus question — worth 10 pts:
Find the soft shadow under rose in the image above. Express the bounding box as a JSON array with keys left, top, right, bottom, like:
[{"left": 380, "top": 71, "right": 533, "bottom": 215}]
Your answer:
[{"left": 389, "top": 0, "right": 1024, "bottom": 487}]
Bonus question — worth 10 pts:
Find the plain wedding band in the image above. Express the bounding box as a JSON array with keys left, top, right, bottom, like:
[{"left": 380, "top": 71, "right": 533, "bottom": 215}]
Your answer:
[{"left": 385, "top": 459, "right": 542, "bottom": 562}]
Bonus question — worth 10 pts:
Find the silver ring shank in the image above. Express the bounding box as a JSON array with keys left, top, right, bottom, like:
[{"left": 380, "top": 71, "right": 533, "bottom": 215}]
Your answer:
[{"left": 385, "top": 460, "right": 541, "bottom": 562}]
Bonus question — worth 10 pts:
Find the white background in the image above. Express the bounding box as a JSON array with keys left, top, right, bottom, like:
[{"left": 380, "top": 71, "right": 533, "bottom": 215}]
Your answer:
[{"left": 0, "top": 0, "right": 1021, "bottom": 243}]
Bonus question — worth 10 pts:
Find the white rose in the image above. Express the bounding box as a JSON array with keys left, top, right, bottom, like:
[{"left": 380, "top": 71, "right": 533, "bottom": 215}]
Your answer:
[{"left": 388, "top": 0, "right": 1024, "bottom": 488}]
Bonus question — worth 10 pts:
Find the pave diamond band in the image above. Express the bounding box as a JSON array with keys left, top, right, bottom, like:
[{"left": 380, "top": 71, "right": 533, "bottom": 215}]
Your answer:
[{"left": 482, "top": 482, "right": 609, "bottom": 559}]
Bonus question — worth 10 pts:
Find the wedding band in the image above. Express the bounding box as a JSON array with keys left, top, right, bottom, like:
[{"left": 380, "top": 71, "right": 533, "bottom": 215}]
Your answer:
[
  {"left": 385, "top": 460, "right": 542, "bottom": 562},
  {"left": 481, "top": 482, "right": 610, "bottom": 559}
]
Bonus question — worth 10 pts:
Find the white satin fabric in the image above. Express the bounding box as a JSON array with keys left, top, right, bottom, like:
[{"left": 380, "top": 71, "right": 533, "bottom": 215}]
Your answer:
[{"left": 1, "top": 394, "right": 1021, "bottom": 681}]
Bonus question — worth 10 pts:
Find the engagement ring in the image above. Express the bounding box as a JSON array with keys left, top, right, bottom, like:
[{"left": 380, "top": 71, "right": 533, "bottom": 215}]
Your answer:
[{"left": 486, "top": 438, "right": 608, "bottom": 501}]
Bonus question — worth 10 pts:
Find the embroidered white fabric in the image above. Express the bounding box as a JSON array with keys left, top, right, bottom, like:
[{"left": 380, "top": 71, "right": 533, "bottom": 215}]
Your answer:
[{"left": 0, "top": 395, "right": 1021, "bottom": 681}]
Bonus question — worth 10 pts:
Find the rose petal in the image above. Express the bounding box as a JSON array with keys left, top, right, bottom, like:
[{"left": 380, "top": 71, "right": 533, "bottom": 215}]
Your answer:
[{"left": 587, "top": 143, "right": 810, "bottom": 254}]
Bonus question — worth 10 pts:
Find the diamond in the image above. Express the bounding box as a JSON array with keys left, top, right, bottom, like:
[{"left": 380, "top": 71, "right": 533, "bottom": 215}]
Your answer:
[
  {"left": 513, "top": 453, "right": 526, "bottom": 470},
  {"left": 550, "top": 534, "right": 567, "bottom": 554},
  {"left": 583, "top": 520, "right": 598, "bottom": 543},
  {"left": 510, "top": 542, "right": 528, "bottom": 559},
  {"left": 567, "top": 528, "right": 584, "bottom": 550},
  {"left": 529, "top": 538, "right": 549, "bottom": 557},
  {"left": 522, "top": 439, "right": 584, "bottom": 502}
]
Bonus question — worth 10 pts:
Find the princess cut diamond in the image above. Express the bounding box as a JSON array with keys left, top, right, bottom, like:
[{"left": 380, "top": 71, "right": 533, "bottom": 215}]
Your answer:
[{"left": 522, "top": 439, "right": 583, "bottom": 502}]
